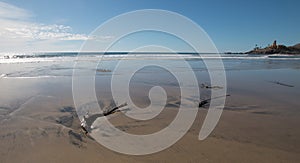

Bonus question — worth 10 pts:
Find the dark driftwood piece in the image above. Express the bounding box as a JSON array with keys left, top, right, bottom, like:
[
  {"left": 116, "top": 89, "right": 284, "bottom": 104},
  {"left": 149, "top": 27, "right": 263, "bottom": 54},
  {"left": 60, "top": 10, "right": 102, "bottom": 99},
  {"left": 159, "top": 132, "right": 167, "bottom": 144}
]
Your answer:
[
  {"left": 200, "top": 83, "right": 223, "bottom": 89},
  {"left": 268, "top": 81, "right": 294, "bottom": 88},
  {"left": 103, "top": 103, "right": 127, "bottom": 116},
  {"left": 199, "top": 95, "right": 230, "bottom": 108},
  {"left": 83, "top": 103, "right": 128, "bottom": 131}
]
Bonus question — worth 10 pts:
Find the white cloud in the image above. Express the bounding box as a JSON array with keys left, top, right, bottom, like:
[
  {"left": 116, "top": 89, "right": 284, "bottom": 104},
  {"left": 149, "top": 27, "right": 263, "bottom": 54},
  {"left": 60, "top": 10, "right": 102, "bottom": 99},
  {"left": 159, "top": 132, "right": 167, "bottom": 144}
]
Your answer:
[
  {"left": 0, "top": 2, "right": 89, "bottom": 52},
  {"left": 2, "top": 23, "right": 89, "bottom": 41}
]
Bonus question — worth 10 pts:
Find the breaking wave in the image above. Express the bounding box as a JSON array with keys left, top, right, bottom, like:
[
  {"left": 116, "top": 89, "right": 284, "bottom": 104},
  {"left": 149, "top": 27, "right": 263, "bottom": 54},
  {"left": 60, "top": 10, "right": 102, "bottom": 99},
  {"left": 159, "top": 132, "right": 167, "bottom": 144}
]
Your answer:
[{"left": 1, "top": 52, "right": 300, "bottom": 64}]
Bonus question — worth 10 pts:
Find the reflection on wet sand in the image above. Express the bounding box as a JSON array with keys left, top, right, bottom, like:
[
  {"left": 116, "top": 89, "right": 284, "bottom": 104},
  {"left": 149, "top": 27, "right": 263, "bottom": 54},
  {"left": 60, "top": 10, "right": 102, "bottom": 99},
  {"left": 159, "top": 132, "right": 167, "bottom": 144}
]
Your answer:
[{"left": 0, "top": 58, "right": 300, "bottom": 162}]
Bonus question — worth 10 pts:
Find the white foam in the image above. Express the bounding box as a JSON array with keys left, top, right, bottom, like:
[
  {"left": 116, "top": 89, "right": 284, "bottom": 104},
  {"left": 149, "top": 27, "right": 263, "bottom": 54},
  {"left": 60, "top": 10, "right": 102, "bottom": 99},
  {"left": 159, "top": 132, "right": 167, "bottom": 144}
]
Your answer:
[
  {"left": 0, "top": 74, "right": 7, "bottom": 78},
  {"left": 2, "top": 75, "right": 68, "bottom": 79},
  {"left": 1, "top": 54, "right": 300, "bottom": 64}
]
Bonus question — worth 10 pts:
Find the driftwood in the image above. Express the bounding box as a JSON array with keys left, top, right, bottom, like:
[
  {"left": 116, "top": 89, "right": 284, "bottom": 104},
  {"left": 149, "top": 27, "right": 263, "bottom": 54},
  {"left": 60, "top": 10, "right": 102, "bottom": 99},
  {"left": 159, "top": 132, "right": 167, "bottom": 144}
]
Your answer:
[
  {"left": 103, "top": 103, "right": 127, "bottom": 116},
  {"left": 201, "top": 83, "right": 223, "bottom": 89},
  {"left": 82, "top": 102, "right": 128, "bottom": 132},
  {"left": 199, "top": 95, "right": 230, "bottom": 108},
  {"left": 268, "top": 81, "right": 294, "bottom": 88}
]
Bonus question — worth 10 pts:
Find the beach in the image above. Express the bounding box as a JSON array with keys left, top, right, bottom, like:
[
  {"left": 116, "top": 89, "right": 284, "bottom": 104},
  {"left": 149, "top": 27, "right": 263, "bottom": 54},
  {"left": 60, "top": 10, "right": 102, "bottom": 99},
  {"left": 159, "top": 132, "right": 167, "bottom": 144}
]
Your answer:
[{"left": 0, "top": 54, "right": 300, "bottom": 162}]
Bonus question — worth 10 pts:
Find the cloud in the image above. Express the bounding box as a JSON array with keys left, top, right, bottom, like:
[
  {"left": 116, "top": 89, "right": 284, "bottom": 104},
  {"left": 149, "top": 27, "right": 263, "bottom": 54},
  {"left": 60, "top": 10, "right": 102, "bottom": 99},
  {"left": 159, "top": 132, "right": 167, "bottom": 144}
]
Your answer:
[
  {"left": 2, "top": 23, "right": 89, "bottom": 41},
  {"left": 0, "top": 1, "right": 32, "bottom": 20},
  {"left": 0, "top": 2, "right": 89, "bottom": 52}
]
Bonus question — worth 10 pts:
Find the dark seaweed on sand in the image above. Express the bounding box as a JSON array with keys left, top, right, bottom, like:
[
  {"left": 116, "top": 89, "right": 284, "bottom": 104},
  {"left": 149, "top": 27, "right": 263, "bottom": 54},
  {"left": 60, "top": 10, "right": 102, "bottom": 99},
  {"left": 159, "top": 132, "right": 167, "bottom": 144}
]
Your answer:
[
  {"left": 60, "top": 106, "right": 75, "bottom": 113},
  {"left": 56, "top": 115, "right": 74, "bottom": 127},
  {"left": 68, "top": 130, "right": 84, "bottom": 148},
  {"left": 57, "top": 106, "right": 78, "bottom": 128}
]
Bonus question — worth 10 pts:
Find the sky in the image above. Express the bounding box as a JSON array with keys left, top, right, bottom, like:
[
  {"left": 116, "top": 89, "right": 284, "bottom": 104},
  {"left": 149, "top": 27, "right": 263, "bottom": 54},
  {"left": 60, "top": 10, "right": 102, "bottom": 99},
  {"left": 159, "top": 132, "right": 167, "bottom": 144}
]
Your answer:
[{"left": 0, "top": 0, "right": 299, "bottom": 53}]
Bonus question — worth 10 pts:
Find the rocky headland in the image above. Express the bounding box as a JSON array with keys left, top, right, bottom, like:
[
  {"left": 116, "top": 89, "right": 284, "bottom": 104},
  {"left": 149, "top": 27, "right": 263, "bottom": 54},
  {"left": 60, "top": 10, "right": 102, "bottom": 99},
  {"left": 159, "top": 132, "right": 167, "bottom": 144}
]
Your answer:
[{"left": 246, "top": 41, "right": 300, "bottom": 55}]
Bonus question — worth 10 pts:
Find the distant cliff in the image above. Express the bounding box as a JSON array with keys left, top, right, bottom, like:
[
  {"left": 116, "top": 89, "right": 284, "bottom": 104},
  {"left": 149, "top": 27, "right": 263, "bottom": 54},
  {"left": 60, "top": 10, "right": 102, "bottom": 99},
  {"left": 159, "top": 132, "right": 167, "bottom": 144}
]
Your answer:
[{"left": 246, "top": 41, "right": 300, "bottom": 55}]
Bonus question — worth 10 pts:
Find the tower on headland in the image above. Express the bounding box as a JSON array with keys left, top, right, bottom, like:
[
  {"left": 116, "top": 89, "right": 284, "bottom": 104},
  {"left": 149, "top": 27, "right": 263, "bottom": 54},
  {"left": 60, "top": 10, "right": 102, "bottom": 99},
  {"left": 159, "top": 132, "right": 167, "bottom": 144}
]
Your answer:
[{"left": 271, "top": 40, "right": 277, "bottom": 49}]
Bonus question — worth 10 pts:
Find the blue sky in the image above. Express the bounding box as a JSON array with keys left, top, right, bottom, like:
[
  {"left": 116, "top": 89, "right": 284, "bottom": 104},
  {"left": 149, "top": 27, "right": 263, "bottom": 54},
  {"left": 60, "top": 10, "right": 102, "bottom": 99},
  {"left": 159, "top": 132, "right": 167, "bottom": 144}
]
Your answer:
[{"left": 0, "top": 0, "right": 299, "bottom": 52}]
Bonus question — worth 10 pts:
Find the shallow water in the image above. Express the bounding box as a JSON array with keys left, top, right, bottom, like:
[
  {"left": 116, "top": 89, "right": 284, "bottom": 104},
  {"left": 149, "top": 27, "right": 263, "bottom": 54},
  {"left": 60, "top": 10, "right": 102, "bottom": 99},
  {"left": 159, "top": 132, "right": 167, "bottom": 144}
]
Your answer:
[
  {"left": 0, "top": 56, "right": 300, "bottom": 113},
  {"left": 0, "top": 55, "right": 300, "bottom": 162}
]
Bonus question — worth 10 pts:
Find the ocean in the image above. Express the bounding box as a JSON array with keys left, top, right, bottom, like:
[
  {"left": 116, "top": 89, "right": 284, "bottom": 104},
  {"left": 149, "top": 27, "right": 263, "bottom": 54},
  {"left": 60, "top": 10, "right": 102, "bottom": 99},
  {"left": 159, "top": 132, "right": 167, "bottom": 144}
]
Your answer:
[{"left": 1, "top": 52, "right": 300, "bottom": 78}]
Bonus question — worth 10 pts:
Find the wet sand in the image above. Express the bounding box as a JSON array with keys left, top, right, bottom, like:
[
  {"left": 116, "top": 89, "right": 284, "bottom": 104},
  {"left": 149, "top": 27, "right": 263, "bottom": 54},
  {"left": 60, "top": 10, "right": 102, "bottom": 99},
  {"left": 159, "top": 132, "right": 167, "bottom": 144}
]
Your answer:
[{"left": 0, "top": 59, "right": 300, "bottom": 162}]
